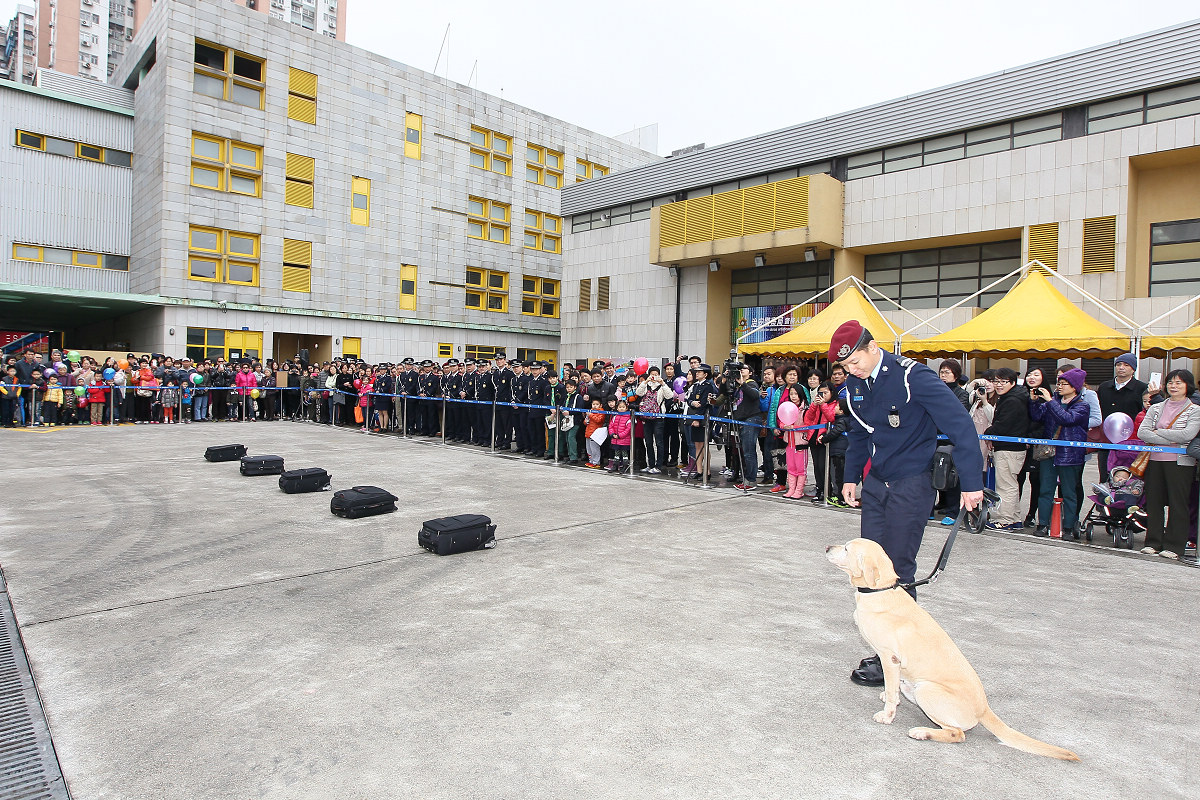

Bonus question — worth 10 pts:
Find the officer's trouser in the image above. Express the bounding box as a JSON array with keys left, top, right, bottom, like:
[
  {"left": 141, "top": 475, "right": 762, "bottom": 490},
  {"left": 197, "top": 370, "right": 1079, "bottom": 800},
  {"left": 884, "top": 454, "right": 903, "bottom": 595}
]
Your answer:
[{"left": 858, "top": 470, "right": 936, "bottom": 595}]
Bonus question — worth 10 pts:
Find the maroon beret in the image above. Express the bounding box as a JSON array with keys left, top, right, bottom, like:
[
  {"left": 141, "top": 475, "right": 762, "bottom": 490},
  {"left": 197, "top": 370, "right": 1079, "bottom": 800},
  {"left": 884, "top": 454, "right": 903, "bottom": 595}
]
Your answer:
[{"left": 829, "top": 320, "right": 870, "bottom": 362}]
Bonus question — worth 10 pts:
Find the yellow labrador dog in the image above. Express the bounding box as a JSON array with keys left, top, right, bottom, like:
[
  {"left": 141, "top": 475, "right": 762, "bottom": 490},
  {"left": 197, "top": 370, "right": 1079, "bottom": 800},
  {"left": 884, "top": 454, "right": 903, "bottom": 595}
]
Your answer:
[{"left": 826, "top": 538, "right": 1079, "bottom": 761}]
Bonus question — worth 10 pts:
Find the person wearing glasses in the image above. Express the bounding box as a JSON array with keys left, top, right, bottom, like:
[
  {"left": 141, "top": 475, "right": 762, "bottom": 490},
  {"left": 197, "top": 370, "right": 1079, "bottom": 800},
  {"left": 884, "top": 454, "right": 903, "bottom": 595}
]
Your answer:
[
  {"left": 983, "top": 368, "right": 1031, "bottom": 530},
  {"left": 1029, "top": 368, "right": 1090, "bottom": 538}
]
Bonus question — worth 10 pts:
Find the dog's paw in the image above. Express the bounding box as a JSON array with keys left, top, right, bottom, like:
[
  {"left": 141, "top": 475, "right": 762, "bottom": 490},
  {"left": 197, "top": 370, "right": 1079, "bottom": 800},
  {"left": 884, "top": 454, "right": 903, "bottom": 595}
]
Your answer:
[
  {"left": 874, "top": 708, "right": 896, "bottom": 725},
  {"left": 908, "top": 727, "right": 930, "bottom": 740}
]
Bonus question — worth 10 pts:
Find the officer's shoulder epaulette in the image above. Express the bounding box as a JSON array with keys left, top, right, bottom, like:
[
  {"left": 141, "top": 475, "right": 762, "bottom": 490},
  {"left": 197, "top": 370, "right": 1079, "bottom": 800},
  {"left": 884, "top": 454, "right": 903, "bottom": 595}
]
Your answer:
[{"left": 895, "top": 355, "right": 918, "bottom": 369}]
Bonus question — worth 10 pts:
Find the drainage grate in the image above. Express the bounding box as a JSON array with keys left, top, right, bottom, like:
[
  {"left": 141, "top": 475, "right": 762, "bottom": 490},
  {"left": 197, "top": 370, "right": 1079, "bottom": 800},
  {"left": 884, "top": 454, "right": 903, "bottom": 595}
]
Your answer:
[{"left": 0, "top": 573, "right": 70, "bottom": 800}]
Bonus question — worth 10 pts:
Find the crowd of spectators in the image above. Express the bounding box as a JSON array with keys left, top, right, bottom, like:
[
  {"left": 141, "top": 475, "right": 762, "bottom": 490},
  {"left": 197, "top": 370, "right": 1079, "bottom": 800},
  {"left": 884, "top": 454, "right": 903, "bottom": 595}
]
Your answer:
[{"left": 3, "top": 345, "right": 1196, "bottom": 557}]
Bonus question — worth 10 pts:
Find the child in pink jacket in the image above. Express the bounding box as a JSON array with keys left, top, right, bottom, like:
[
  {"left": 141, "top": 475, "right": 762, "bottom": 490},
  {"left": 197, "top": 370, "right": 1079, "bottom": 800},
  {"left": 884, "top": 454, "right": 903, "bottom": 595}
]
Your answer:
[{"left": 608, "top": 399, "right": 633, "bottom": 472}]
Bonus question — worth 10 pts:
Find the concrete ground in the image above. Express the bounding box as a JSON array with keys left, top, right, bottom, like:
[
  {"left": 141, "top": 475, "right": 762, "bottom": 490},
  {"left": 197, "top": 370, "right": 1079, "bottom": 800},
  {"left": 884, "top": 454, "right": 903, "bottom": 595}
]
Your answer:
[{"left": 0, "top": 421, "right": 1196, "bottom": 799}]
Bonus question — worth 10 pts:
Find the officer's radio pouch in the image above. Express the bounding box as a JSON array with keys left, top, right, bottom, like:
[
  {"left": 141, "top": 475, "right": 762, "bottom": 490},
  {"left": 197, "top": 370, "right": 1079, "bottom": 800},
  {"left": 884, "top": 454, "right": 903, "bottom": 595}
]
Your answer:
[{"left": 930, "top": 445, "right": 959, "bottom": 491}]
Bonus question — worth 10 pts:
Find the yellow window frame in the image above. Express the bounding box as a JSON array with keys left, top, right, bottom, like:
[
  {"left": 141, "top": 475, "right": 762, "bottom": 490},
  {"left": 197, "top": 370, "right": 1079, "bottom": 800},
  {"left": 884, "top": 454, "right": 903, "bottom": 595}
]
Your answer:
[
  {"left": 524, "top": 210, "right": 562, "bottom": 252},
  {"left": 225, "top": 260, "right": 259, "bottom": 286},
  {"left": 72, "top": 250, "right": 101, "bottom": 267},
  {"left": 15, "top": 130, "right": 45, "bottom": 150},
  {"left": 351, "top": 176, "right": 371, "bottom": 226},
  {"left": 404, "top": 112, "right": 422, "bottom": 159},
  {"left": 193, "top": 39, "right": 265, "bottom": 110},
  {"left": 469, "top": 125, "right": 512, "bottom": 174},
  {"left": 576, "top": 158, "right": 609, "bottom": 183},
  {"left": 399, "top": 264, "right": 417, "bottom": 311},
  {"left": 521, "top": 275, "right": 560, "bottom": 318},
  {"left": 187, "top": 226, "right": 260, "bottom": 286},
  {"left": 467, "top": 197, "right": 510, "bottom": 243},
  {"left": 526, "top": 143, "right": 564, "bottom": 187},
  {"left": 465, "top": 268, "right": 508, "bottom": 312},
  {"left": 12, "top": 244, "right": 42, "bottom": 261},
  {"left": 437, "top": 342, "right": 453, "bottom": 358},
  {"left": 76, "top": 142, "right": 104, "bottom": 162},
  {"left": 190, "top": 133, "right": 262, "bottom": 197}
]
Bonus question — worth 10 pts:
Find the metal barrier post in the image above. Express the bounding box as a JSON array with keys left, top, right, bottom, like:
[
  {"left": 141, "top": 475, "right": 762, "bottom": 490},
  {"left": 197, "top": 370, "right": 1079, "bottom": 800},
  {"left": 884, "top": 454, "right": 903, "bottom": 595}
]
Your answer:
[
  {"left": 629, "top": 409, "right": 637, "bottom": 479},
  {"left": 490, "top": 399, "right": 497, "bottom": 454},
  {"left": 401, "top": 393, "right": 408, "bottom": 437},
  {"left": 109, "top": 385, "right": 115, "bottom": 426},
  {"left": 824, "top": 435, "right": 832, "bottom": 507},
  {"left": 702, "top": 415, "right": 711, "bottom": 489},
  {"left": 441, "top": 395, "right": 447, "bottom": 445},
  {"left": 553, "top": 400, "right": 561, "bottom": 464}
]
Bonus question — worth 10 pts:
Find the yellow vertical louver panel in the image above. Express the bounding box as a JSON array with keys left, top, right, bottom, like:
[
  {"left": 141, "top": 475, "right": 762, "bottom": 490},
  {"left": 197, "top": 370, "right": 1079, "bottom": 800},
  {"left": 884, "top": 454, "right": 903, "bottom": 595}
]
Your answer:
[
  {"left": 282, "top": 266, "right": 311, "bottom": 293},
  {"left": 712, "top": 190, "right": 743, "bottom": 239},
  {"left": 774, "top": 175, "right": 809, "bottom": 230},
  {"left": 287, "top": 96, "right": 317, "bottom": 125},
  {"left": 1081, "top": 216, "right": 1116, "bottom": 273},
  {"left": 288, "top": 68, "right": 318, "bottom": 125},
  {"left": 684, "top": 196, "right": 714, "bottom": 244},
  {"left": 596, "top": 276, "right": 610, "bottom": 310},
  {"left": 289, "top": 67, "right": 318, "bottom": 97},
  {"left": 282, "top": 238, "right": 312, "bottom": 266},
  {"left": 285, "top": 153, "right": 316, "bottom": 181},
  {"left": 285, "top": 180, "right": 314, "bottom": 208},
  {"left": 659, "top": 203, "right": 686, "bottom": 248},
  {"left": 579, "top": 278, "right": 592, "bottom": 311},
  {"left": 742, "top": 184, "right": 775, "bottom": 235},
  {"left": 1028, "top": 222, "right": 1060, "bottom": 271}
]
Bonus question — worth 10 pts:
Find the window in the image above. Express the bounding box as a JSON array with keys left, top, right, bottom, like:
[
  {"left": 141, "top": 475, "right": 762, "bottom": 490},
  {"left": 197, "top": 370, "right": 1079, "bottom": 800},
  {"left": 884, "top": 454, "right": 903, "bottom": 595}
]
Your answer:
[
  {"left": 864, "top": 239, "right": 1022, "bottom": 309},
  {"left": 343, "top": 337, "right": 361, "bottom": 359},
  {"left": 467, "top": 196, "right": 510, "bottom": 244},
  {"left": 523, "top": 211, "right": 561, "bottom": 253},
  {"left": 466, "top": 344, "right": 499, "bottom": 361},
  {"left": 186, "top": 327, "right": 262, "bottom": 362},
  {"left": 15, "top": 129, "right": 132, "bottom": 167},
  {"left": 526, "top": 143, "right": 563, "bottom": 188},
  {"left": 846, "top": 113, "right": 1063, "bottom": 180},
  {"left": 1088, "top": 82, "right": 1200, "bottom": 133},
  {"left": 350, "top": 177, "right": 370, "bottom": 226},
  {"left": 287, "top": 67, "right": 318, "bottom": 124},
  {"left": 188, "top": 225, "right": 260, "bottom": 286},
  {"left": 399, "top": 264, "right": 417, "bottom": 311},
  {"left": 191, "top": 133, "right": 262, "bottom": 197},
  {"left": 521, "top": 275, "right": 560, "bottom": 318},
  {"left": 578, "top": 278, "right": 592, "bottom": 311},
  {"left": 437, "top": 343, "right": 453, "bottom": 359},
  {"left": 515, "top": 348, "right": 557, "bottom": 369},
  {"left": 596, "top": 276, "right": 610, "bottom": 310},
  {"left": 571, "top": 200, "right": 656, "bottom": 232},
  {"left": 404, "top": 112, "right": 422, "bottom": 159},
  {"left": 193, "top": 39, "right": 264, "bottom": 110},
  {"left": 1149, "top": 219, "right": 1200, "bottom": 297},
  {"left": 11, "top": 243, "right": 128, "bottom": 270},
  {"left": 575, "top": 158, "right": 608, "bottom": 182},
  {"left": 469, "top": 125, "right": 512, "bottom": 175},
  {"left": 282, "top": 238, "right": 311, "bottom": 293},
  {"left": 730, "top": 260, "right": 832, "bottom": 308},
  {"left": 285, "top": 153, "right": 315, "bottom": 208},
  {"left": 465, "top": 268, "right": 508, "bottom": 312}
]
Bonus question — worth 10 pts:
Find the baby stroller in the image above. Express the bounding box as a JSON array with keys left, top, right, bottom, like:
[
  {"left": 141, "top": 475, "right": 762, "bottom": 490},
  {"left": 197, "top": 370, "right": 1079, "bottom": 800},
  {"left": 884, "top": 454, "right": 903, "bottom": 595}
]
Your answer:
[{"left": 1079, "top": 445, "right": 1147, "bottom": 549}]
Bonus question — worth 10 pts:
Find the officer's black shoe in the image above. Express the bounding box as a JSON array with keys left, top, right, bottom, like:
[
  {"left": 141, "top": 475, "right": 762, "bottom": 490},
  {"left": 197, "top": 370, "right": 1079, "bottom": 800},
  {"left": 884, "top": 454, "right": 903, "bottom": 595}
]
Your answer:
[{"left": 850, "top": 654, "right": 884, "bottom": 687}]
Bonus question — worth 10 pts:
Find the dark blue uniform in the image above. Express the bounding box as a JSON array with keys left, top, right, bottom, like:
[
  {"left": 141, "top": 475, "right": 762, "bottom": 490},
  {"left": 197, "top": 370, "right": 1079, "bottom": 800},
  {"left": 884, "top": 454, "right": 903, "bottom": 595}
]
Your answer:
[
  {"left": 494, "top": 367, "right": 515, "bottom": 448},
  {"left": 526, "top": 373, "right": 551, "bottom": 457},
  {"left": 514, "top": 372, "right": 531, "bottom": 452},
  {"left": 474, "top": 368, "right": 494, "bottom": 445},
  {"left": 844, "top": 350, "right": 983, "bottom": 587}
]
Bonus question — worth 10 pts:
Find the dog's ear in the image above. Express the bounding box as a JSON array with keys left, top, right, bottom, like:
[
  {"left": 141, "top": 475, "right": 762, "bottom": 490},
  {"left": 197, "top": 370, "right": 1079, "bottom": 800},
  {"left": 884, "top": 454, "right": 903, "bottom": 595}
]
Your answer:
[{"left": 856, "top": 545, "right": 880, "bottom": 587}]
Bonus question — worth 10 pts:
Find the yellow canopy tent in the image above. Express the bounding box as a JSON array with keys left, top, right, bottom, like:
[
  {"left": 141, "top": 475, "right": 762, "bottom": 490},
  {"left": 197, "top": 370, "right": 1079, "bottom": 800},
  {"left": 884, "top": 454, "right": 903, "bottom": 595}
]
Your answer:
[
  {"left": 902, "top": 270, "right": 1133, "bottom": 358},
  {"left": 740, "top": 286, "right": 899, "bottom": 358},
  {"left": 1141, "top": 320, "right": 1200, "bottom": 357}
]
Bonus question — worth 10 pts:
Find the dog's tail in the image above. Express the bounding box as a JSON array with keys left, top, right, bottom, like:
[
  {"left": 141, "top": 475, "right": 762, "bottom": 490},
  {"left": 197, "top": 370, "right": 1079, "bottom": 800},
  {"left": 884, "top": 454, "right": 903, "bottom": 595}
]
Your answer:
[{"left": 979, "top": 708, "right": 1079, "bottom": 761}]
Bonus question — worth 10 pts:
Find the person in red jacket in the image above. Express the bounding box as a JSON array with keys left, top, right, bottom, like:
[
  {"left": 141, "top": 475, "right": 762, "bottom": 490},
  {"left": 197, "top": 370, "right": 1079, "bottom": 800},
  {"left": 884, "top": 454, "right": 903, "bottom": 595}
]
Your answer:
[
  {"left": 234, "top": 363, "right": 258, "bottom": 421},
  {"left": 87, "top": 376, "right": 110, "bottom": 426},
  {"left": 804, "top": 382, "right": 837, "bottom": 502}
]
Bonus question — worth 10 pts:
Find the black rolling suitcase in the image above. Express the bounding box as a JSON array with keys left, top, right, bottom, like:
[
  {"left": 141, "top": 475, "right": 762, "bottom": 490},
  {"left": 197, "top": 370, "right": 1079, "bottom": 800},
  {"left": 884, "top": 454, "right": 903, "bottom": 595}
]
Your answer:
[
  {"left": 418, "top": 514, "right": 496, "bottom": 555},
  {"left": 278, "top": 468, "right": 332, "bottom": 493},
  {"left": 205, "top": 443, "right": 247, "bottom": 462},
  {"left": 240, "top": 455, "right": 286, "bottom": 476},
  {"left": 330, "top": 486, "right": 397, "bottom": 519}
]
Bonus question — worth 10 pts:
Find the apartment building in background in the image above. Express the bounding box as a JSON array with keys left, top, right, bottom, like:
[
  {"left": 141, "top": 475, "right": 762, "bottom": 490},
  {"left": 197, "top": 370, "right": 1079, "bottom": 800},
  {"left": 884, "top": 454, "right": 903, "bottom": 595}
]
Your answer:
[
  {"left": 0, "top": 3, "right": 36, "bottom": 83},
  {"left": 1, "top": 0, "right": 657, "bottom": 365},
  {"left": 1, "top": 0, "right": 346, "bottom": 84}
]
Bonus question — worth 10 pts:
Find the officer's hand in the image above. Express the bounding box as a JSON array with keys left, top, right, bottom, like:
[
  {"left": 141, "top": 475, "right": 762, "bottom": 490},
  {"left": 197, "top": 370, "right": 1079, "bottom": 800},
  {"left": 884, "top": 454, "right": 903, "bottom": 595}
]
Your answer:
[
  {"left": 841, "top": 483, "right": 859, "bottom": 507},
  {"left": 960, "top": 490, "right": 984, "bottom": 511}
]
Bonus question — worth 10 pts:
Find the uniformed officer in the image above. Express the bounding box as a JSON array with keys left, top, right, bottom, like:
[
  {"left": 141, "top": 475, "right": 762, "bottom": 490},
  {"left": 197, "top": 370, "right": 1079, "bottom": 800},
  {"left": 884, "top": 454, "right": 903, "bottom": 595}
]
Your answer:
[
  {"left": 493, "top": 353, "right": 515, "bottom": 449},
  {"left": 460, "top": 359, "right": 478, "bottom": 442},
  {"left": 474, "top": 359, "right": 495, "bottom": 446},
  {"left": 442, "top": 360, "right": 462, "bottom": 441},
  {"left": 525, "top": 360, "right": 551, "bottom": 458},
  {"left": 683, "top": 364, "right": 716, "bottom": 479},
  {"left": 400, "top": 358, "right": 419, "bottom": 433},
  {"left": 513, "top": 361, "right": 531, "bottom": 453},
  {"left": 828, "top": 320, "right": 983, "bottom": 686}
]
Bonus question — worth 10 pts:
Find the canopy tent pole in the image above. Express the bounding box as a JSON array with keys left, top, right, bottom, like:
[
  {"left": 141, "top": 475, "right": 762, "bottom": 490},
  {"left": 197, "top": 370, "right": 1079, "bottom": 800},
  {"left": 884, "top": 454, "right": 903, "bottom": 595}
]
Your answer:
[
  {"left": 898, "top": 261, "right": 1030, "bottom": 340},
  {"left": 734, "top": 276, "right": 855, "bottom": 350},
  {"left": 1037, "top": 261, "right": 1140, "bottom": 332},
  {"left": 1140, "top": 292, "right": 1200, "bottom": 331}
]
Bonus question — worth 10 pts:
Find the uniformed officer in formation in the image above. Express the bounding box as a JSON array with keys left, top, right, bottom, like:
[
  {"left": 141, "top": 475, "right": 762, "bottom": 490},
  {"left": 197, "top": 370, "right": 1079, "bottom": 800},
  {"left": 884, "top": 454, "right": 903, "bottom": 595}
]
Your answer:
[
  {"left": 827, "top": 320, "right": 983, "bottom": 687},
  {"left": 474, "top": 359, "right": 495, "bottom": 446},
  {"left": 525, "top": 360, "right": 551, "bottom": 458},
  {"left": 443, "top": 359, "right": 463, "bottom": 441},
  {"left": 513, "top": 361, "right": 530, "bottom": 454},
  {"left": 400, "top": 358, "right": 419, "bottom": 433},
  {"left": 493, "top": 353, "right": 515, "bottom": 449}
]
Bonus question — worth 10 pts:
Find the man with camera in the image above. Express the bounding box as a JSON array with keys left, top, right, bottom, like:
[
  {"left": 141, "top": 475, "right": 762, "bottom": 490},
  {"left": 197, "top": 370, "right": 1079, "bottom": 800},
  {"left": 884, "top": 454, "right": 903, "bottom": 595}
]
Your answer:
[
  {"left": 829, "top": 320, "right": 984, "bottom": 686},
  {"left": 726, "top": 362, "right": 764, "bottom": 491}
]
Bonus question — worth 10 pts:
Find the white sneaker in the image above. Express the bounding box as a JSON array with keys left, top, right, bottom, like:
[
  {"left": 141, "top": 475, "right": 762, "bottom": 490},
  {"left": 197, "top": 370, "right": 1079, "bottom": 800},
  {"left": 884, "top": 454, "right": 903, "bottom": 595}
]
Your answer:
[
  {"left": 647, "top": 467, "right": 661, "bottom": 474},
  {"left": 1159, "top": 550, "right": 1179, "bottom": 560},
  {"left": 1140, "top": 546, "right": 1157, "bottom": 554}
]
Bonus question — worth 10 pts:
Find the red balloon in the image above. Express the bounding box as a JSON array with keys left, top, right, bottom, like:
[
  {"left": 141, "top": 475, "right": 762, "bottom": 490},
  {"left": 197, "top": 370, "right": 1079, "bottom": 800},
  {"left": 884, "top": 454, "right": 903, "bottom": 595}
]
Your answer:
[
  {"left": 353, "top": 379, "right": 362, "bottom": 389},
  {"left": 633, "top": 357, "right": 649, "bottom": 376}
]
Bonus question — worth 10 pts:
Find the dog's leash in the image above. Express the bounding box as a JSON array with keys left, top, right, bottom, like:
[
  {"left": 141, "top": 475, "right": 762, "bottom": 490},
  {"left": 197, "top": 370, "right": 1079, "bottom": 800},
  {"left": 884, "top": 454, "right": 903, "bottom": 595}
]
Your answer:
[{"left": 901, "top": 488, "right": 1000, "bottom": 590}]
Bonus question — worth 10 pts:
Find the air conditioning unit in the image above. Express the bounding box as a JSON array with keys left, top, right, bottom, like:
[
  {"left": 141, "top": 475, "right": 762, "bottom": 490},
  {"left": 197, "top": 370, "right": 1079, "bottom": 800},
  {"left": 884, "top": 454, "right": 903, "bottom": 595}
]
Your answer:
[{"left": 125, "top": 31, "right": 132, "bottom": 40}]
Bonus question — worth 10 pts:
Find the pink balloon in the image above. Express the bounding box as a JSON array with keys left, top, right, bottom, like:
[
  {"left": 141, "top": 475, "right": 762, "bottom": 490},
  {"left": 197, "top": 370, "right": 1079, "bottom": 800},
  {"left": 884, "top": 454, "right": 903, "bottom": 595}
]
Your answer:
[
  {"left": 777, "top": 401, "right": 800, "bottom": 426},
  {"left": 633, "top": 357, "right": 649, "bottom": 376},
  {"left": 1102, "top": 412, "right": 1133, "bottom": 443}
]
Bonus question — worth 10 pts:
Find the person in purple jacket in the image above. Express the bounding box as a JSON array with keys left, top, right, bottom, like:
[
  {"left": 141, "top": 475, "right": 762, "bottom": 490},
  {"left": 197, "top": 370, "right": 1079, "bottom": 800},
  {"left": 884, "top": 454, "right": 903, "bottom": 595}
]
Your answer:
[{"left": 1029, "top": 367, "right": 1091, "bottom": 537}]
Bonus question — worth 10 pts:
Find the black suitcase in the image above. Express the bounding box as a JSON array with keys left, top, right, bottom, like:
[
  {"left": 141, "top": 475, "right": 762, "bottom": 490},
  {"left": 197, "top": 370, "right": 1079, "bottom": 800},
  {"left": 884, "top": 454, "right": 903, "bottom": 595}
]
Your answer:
[
  {"left": 278, "top": 468, "right": 332, "bottom": 493},
  {"left": 330, "top": 486, "right": 398, "bottom": 519},
  {"left": 418, "top": 514, "right": 496, "bottom": 555},
  {"left": 205, "top": 443, "right": 247, "bottom": 462},
  {"left": 240, "top": 455, "right": 286, "bottom": 476}
]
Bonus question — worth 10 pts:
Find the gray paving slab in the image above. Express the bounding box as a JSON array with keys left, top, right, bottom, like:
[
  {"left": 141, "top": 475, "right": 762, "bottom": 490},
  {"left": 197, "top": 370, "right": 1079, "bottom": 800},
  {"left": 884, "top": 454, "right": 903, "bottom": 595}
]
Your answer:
[{"left": 0, "top": 422, "right": 1197, "bottom": 799}]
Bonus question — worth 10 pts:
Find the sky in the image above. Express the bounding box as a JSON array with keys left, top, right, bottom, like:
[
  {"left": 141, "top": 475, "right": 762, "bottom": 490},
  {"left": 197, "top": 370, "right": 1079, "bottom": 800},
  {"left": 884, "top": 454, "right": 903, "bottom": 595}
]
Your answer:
[{"left": 3, "top": 0, "right": 1197, "bottom": 155}]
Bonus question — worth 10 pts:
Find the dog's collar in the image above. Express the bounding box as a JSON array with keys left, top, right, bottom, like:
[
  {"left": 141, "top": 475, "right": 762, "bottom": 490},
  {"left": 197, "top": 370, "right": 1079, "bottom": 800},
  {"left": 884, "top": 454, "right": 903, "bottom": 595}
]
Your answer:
[{"left": 857, "top": 583, "right": 901, "bottom": 593}]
